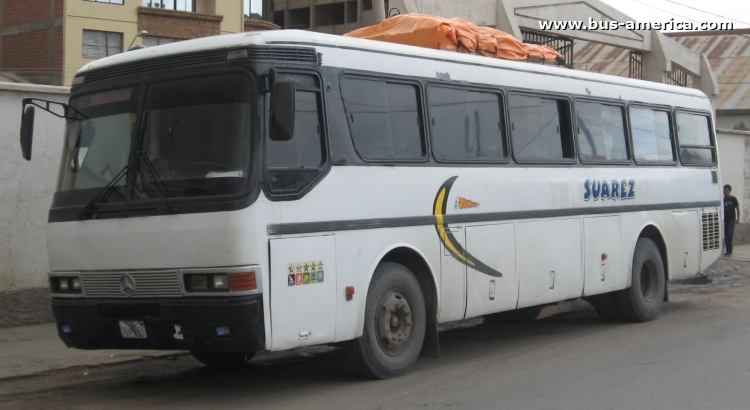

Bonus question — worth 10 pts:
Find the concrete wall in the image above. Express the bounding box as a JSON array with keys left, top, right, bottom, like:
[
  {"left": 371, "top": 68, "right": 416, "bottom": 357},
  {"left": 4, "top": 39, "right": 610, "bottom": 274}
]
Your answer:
[
  {"left": 717, "top": 114, "right": 750, "bottom": 132},
  {"left": 717, "top": 129, "right": 750, "bottom": 244},
  {"left": 0, "top": 82, "right": 68, "bottom": 327}
]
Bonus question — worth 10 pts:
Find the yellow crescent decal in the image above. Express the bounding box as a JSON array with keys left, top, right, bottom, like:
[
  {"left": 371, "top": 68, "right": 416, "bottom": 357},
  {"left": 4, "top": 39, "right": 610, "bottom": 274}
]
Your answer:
[{"left": 433, "top": 176, "right": 503, "bottom": 278}]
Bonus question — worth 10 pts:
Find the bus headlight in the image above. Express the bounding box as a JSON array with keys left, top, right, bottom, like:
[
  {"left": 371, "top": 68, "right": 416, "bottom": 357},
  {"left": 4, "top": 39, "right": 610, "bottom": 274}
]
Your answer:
[
  {"left": 49, "top": 276, "right": 82, "bottom": 294},
  {"left": 213, "top": 274, "right": 228, "bottom": 290}
]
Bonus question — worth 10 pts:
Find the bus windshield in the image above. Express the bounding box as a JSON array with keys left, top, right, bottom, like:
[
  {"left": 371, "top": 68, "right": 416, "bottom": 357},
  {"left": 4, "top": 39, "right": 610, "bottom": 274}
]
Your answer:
[{"left": 53, "top": 73, "right": 254, "bottom": 210}]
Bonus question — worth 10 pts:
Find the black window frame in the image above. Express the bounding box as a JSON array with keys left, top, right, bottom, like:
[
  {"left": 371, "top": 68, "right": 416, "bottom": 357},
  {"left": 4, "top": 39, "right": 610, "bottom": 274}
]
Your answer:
[
  {"left": 507, "top": 91, "right": 576, "bottom": 164},
  {"left": 142, "top": 1, "right": 195, "bottom": 12},
  {"left": 628, "top": 103, "right": 678, "bottom": 166},
  {"left": 573, "top": 97, "right": 632, "bottom": 166},
  {"left": 675, "top": 109, "right": 717, "bottom": 167},
  {"left": 426, "top": 83, "right": 510, "bottom": 164},
  {"left": 263, "top": 68, "right": 331, "bottom": 201},
  {"left": 339, "top": 73, "right": 428, "bottom": 163},
  {"left": 48, "top": 65, "right": 262, "bottom": 222},
  {"left": 82, "top": 29, "right": 123, "bottom": 59}
]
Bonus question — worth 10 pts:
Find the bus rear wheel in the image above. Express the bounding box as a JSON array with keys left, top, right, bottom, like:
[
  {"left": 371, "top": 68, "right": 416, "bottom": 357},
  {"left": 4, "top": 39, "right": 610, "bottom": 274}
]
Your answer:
[
  {"left": 344, "top": 262, "right": 426, "bottom": 379},
  {"left": 190, "top": 350, "right": 255, "bottom": 367},
  {"left": 616, "top": 238, "right": 665, "bottom": 322}
]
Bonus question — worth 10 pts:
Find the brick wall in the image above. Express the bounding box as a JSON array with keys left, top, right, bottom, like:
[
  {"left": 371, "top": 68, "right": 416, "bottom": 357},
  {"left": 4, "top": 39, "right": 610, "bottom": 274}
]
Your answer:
[
  {"left": 137, "top": 7, "right": 223, "bottom": 39},
  {"left": 2, "top": 31, "right": 61, "bottom": 85},
  {"left": 53, "top": 27, "right": 63, "bottom": 72},
  {"left": 2, "top": 0, "right": 54, "bottom": 26},
  {"left": 2, "top": 31, "right": 48, "bottom": 70},
  {"left": 1, "top": 0, "right": 62, "bottom": 85}
]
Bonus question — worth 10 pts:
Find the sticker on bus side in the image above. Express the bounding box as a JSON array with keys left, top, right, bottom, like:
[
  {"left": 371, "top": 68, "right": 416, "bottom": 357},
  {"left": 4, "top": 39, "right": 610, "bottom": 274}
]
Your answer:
[
  {"left": 583, "top": 179, "right": 635, "bottom": 201},
  {"left": 287, "top": 261, "right": 325, "bottom": 286}
]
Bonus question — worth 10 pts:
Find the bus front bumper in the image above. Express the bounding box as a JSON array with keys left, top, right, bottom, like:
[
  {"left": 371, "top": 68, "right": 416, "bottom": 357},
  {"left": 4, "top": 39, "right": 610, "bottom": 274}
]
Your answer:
[{"left": 51, "top": 295, "right": 265, "bottom": 352}]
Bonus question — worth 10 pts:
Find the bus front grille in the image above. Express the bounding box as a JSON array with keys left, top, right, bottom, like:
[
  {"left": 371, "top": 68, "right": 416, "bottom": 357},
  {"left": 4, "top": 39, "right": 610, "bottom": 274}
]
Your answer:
[
  {"left": 81, "top": 271, "right": 182, "bottom": 298},
  {"left": 702, "top": 212, "right": 720, "bottom": 251}
]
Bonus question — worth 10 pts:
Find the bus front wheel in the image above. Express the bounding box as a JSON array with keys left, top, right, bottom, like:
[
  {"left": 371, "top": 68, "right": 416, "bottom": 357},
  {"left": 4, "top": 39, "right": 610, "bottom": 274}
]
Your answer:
[
  {"left": 344, "top": 262, "right": 426, "bottom": 379},
  {"left": 616, "top": 238, "right": 665, "bottom": 322}
]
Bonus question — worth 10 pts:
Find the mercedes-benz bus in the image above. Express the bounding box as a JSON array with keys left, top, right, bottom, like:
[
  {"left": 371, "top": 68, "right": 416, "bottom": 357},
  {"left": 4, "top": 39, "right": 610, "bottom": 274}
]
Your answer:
[{"left": 19, "top": 29, "right": 722, "bottom": 379}]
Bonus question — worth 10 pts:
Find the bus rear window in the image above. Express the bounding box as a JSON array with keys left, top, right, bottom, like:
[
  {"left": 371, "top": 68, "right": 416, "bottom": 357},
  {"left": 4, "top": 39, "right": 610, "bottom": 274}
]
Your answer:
[{"left": 676, "top": 112, "right": 715, "bottom": 166}]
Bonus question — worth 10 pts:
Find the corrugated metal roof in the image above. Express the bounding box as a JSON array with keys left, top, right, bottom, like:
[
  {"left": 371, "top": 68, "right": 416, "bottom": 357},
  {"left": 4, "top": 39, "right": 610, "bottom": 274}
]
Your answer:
[{"left": 573, "top": 30, "right": 750, "bottom": 111}]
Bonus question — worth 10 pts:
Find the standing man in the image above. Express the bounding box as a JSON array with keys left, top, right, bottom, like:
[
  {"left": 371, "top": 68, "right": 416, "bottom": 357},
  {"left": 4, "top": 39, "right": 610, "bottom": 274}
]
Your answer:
[{"left": 724, "top": 184, "right": 741, "bottom": 256}]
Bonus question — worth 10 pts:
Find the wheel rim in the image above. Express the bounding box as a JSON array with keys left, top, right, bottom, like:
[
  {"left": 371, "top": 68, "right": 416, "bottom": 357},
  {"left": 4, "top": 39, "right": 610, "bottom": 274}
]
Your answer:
[
  {"left": 374, "top": 289, "right": 413, "bottom": 356},
  {"left": 640, "top": 259, "right": 659, "bottom": 303}
]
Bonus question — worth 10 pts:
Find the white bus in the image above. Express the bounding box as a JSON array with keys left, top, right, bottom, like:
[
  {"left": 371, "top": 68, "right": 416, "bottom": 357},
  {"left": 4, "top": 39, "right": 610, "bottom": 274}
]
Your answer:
[{"left": 20, "top": 30, "right": 722, "bottom": 379}]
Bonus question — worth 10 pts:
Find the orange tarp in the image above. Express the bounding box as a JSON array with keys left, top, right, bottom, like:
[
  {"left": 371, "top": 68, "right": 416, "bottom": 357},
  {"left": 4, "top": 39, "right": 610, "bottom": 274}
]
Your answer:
[{"left": 344, "top": 14, "right": 563, "bottom": 63}]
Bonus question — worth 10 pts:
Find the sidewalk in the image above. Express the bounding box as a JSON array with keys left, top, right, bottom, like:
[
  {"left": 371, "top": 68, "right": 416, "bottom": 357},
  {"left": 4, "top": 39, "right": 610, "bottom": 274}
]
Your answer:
[
  {"left": 2, "top": 244, "right": 750, "bottom": 381},
  {"left": 0, "top": 322, "right": 181, "bottom": 380}
]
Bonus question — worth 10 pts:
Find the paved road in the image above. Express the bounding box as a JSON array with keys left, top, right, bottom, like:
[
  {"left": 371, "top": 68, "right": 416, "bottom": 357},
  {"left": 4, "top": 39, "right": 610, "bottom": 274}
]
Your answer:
[{"left": 2, "top": 257, "right": 750, "bottom": 410}]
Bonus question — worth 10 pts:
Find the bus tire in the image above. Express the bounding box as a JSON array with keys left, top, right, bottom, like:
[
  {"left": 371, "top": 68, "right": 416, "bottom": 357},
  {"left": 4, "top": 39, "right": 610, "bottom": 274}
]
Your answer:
[
  {"left": 344, "top": 262, "right": 426, "bottom": 379},
  {"left": 616, "top": 238, "right": 665, "bottom": 322},
  {"left": 587, "top": 293, "right": 622, "bottom": 321},
  {"left": 190, "top": 350, "right": 255, "bottom": 367}
]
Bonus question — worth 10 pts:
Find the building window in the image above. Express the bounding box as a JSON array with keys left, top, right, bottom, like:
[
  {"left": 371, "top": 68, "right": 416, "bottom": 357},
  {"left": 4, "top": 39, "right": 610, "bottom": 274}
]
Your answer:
[
  {"left": 142, "top": 36, "right": 182, "bottom": 47},
  {"left": 82, "top": 30, "right": 123, "bottom": 59},
  {"left": 85, "top": 0, "right": 124, "bottom": 4},
  {"left": 143, "top": 0, "right": 195, "bottom": 12},
  {"left": 244, "top": 0, "right": 264, "bottom": 20}
]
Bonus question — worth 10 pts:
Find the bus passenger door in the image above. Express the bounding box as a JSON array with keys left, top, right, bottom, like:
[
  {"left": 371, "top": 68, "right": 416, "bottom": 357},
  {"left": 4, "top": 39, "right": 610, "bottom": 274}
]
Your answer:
[
  {"left": 582, "top": 216, "right": 626, "bottom": 296},
  {"left": 517, "top": 218, "right": 583, "bottom": 308},
  {"left": 269, "top": 235, "right": 337, "bottom": 351},
  {"left": 439, "top": 227, "right": 466, "bottom": 322},
  {"left": 464, "top": 224, "right": 518, "bottom": 318},
  {"left": 671, "top": 211, "right": 701, "bottom": 279}
]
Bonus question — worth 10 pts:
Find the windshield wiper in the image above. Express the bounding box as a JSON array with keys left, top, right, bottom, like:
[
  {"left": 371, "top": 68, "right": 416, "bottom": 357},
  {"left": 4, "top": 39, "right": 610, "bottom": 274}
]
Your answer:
[
  {"left": 77, "top": 166, "right": 129, "bottom": 220},
  {"left": 136, "top": 151, "right": 177, "bottom": 214}
]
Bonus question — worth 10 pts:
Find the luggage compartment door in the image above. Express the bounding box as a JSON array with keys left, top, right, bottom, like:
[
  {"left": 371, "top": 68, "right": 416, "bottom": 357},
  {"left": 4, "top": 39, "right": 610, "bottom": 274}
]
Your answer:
[{"left": 269, "top": 235, "right": 336, "bottom": 351}]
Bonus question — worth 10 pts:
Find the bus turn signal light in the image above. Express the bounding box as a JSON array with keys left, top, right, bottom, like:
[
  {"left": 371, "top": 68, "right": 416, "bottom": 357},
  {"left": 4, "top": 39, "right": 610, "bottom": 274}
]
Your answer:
[
  {"left": 346, "top": 286, "right": 355, "bottom": 301},
  {"left": 229, "top": 272, "right": 256, "bottom": 291}
]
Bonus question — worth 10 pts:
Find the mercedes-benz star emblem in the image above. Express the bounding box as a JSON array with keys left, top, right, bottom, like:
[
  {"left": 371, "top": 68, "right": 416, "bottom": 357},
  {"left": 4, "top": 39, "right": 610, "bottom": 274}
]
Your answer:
[{"left": 119, "top": 274, "right": 137, "bottom": 297}]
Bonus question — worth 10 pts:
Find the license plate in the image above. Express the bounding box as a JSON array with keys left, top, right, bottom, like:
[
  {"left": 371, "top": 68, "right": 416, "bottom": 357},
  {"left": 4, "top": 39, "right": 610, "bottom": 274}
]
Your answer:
[{"left": 119, "top": 320, "right": 147, "bottom": 339}]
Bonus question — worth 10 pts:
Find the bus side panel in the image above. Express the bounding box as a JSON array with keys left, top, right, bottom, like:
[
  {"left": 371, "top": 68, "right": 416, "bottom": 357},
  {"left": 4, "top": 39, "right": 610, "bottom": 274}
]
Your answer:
[
  {"left": 669, "top": 211, "right": 701, "bottom": 280},
  {"left": 269, "top": 235, "right": 337, "bottom": 351},
  {"left": 464, "top": 223, "right": 518, "bottom": 318},
  {"left": 582, "top": 216, "right": 626, "bottom": 296},
  {"left": 517, "top": 218, "right": 583, "bottom": 308},
  {"left": 439, "top": 227, "right": 466, "bottom": 322}
]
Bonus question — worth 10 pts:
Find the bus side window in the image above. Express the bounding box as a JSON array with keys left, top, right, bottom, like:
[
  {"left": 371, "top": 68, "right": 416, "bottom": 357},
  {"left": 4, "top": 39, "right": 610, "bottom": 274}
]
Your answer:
[
  {"left": 341, "top": 76, "right": 426, "bottom": 161},
  {"left": 266, "top": 73, "right": 327, "bottom": 197},
  {"left": 575, "top": 101, "right": 629, "bottom": 163},
  {"left": 629, "top": 107, "right": 675, "bottom": 164},
  {"left": 676, "top": 111, "right": 715, "bottom": 166},
  {"left": 509, "top": 93, "right": 574, "bottom": 162},
  {"left": 428, "top": 86, "right": 507, "bottom": 162}
]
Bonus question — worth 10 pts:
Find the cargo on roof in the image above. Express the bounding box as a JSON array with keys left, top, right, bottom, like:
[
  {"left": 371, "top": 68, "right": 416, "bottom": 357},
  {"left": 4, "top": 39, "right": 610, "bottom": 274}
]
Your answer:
[{"left": 344, "top": 14, "right": 563, "bottom": 64}]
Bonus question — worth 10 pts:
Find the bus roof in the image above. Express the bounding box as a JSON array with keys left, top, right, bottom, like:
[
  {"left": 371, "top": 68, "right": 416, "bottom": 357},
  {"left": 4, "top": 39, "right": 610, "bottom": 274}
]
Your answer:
[{"left": 76, "top": 29, "right": 707, "bottom": 100}]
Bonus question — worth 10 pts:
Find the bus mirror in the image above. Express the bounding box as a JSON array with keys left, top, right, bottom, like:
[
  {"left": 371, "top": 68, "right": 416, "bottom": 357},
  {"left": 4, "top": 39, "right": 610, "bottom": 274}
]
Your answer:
[
  {"left": 20, "top": 105, "right": 35, "bottom": 161},
  {"left": 271, "top": 82, "right": 295, "bottom": 141}
]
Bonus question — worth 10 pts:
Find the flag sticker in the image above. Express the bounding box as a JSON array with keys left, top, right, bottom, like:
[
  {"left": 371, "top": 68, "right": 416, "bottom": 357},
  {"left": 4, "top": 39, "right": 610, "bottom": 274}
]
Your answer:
[{"left": 287, "top": 261, "right": 325, "bottom": 287}]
